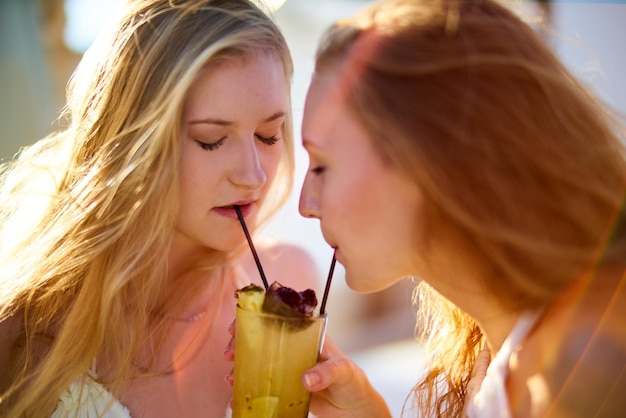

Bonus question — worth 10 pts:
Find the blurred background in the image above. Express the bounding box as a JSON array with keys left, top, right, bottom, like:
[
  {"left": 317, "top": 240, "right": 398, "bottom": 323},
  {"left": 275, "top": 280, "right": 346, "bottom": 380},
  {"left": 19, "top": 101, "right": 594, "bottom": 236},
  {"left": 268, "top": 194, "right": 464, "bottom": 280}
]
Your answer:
[{"left": 1, "top": 0, "right": 625, "bottom": 415}]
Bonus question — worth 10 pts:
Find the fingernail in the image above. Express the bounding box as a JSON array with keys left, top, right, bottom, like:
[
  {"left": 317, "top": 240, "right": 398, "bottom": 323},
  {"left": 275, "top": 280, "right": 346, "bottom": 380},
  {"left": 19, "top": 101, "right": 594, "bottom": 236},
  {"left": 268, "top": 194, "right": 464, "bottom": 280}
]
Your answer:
[{"left": 303, "top": 372, "right": 320, "bottom": 387}]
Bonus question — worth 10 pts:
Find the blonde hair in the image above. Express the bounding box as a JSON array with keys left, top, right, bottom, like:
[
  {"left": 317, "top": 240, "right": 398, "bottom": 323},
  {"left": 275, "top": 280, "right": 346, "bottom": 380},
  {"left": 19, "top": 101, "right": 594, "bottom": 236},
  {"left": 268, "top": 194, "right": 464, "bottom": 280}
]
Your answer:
[
  {"left": 0, "top": 0, "right": 294, "bottom": 416},
  {"left": 314, "top": 0, "right": 626, "bottom": 416}
]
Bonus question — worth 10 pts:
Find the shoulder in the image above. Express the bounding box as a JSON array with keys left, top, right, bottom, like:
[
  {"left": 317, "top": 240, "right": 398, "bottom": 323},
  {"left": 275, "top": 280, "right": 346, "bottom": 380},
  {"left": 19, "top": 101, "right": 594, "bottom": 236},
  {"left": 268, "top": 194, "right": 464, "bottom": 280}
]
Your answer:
[
  {"left": 238, "top": 238, "right": 320, "bottom": 292},
  {"left": 543, "top": 325, "right": 626, "bottom": 417},
  {"left": 258, "top": 240, "right": 317, "bottom": 267},
  {"left": 540, "top": 278, "right": 626, "bottom": 417}
]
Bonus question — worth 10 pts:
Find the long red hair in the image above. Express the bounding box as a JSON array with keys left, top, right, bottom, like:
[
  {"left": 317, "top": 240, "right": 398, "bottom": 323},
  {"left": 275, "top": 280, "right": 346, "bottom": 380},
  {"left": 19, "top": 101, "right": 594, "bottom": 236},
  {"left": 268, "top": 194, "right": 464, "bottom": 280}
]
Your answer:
[{"left": 314, "top": 0, "right": 626, "bottom": 415}]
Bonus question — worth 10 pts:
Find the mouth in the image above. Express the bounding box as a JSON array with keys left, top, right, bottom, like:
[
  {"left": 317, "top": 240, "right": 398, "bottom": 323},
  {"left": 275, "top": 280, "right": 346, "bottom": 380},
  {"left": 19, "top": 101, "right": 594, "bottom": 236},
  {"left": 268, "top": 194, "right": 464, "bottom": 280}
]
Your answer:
[
  {"left": 329, "top": 244, "right": 341, "bottom": 261},
  {"left": 214, "top": 201, "right": 256, "bottom": 219}
]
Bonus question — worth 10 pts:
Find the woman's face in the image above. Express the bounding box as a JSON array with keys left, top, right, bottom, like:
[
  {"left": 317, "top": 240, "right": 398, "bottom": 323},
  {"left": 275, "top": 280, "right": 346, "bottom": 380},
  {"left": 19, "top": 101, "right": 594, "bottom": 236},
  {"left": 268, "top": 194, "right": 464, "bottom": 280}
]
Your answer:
[
  {"left": 299, "top": 71, "right": 425, "bottom": 292},
  {"left": 175, "top": 53, "right": 287, "bottom": 254}
]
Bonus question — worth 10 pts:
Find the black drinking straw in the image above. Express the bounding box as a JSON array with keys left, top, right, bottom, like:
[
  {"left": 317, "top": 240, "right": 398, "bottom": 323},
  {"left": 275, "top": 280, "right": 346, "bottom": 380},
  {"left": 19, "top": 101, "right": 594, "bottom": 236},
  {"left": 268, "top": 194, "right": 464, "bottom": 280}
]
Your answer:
[
  {"left": 234, "top": 205, "right": 269, "bottom": 290},
  {"left": 319, "top": 250, "right": 337, "bottom": 315}
]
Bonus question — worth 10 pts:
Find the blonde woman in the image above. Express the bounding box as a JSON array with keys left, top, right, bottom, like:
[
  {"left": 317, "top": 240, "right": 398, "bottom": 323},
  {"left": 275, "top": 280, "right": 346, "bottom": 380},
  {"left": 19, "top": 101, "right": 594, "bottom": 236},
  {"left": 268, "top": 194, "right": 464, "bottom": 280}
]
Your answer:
[
  {"left": 296, "top": 0, "right": 626, "bottom": 416},
  {"left": 0, "top": 0, "right": 318, "bottom": 416}
]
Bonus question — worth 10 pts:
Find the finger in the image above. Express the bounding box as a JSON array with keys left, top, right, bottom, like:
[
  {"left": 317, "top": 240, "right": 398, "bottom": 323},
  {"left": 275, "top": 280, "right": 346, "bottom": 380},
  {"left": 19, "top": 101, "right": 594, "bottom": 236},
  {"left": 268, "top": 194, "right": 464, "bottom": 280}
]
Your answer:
[
  {"left": 305, "top": 355, "right": 385, "bottom": 415},
  {"left": 224, "top": 336, "right": 235, "bottom": 361},
  {"left": 466, "top": 346, "right": 491, "bottom": 400},
  {"left": 228, "top": 319, "right": 236, "bottom": 336},
  {"left": 224, "top": 368, "right": 234, "bottom": 387},
  {"left": 318, "top": 335, "right": 344, "bottom": 361},
  {"left": 302, "top": 355, "right": 356, "bottom": 392},
  {"left": 471, "top": 346, "right": 491, "bottom": 379}
]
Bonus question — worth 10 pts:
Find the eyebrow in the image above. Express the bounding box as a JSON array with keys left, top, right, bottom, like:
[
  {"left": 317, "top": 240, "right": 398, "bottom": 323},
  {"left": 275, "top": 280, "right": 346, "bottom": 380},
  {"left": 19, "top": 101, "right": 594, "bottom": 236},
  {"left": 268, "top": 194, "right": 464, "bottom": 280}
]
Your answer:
[{"left": 188, "top": 111, "right": 286, "bottom": 126}]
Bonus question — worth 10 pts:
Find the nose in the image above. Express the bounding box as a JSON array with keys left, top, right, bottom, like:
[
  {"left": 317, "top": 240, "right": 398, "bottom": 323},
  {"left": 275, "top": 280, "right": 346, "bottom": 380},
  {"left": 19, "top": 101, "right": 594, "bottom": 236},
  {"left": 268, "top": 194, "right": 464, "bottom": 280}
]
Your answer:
[
  {"left": 299, "top": 172, "right": 320, "bottom": 219},
  {"left": 230, "top": 139, "right": 267, "bottom": 191}
]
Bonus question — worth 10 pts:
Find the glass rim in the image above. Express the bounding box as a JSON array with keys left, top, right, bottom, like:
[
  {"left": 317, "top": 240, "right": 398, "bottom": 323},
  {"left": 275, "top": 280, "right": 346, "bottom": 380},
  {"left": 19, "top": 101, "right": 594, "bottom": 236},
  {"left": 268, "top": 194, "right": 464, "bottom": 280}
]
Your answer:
[{"left": 236, "top": 305, "right": 328, "bottom": 321}]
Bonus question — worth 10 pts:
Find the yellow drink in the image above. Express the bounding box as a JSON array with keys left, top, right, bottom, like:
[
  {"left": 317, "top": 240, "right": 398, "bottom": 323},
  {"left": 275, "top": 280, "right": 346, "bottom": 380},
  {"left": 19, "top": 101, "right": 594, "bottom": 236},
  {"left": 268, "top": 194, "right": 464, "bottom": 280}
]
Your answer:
[{"left": 232, "top": 306, "right": 327, "bottom": 417}]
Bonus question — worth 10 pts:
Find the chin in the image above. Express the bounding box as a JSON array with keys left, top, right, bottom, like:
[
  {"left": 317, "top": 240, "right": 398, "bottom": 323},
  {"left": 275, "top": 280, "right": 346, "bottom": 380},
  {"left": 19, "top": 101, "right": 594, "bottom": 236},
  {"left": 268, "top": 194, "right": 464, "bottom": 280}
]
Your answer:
[
  {"left": 203, "top": 235, "right": 246, "bottom": 253},
  {"left": 222, "top": 240, "right": 248, "bottom": 254},
  {"left": 345, "top": 272, "right": 383, "bottom": 294},
  {"left": 345, "top": 267, "right": 403, "bottom": 294}
]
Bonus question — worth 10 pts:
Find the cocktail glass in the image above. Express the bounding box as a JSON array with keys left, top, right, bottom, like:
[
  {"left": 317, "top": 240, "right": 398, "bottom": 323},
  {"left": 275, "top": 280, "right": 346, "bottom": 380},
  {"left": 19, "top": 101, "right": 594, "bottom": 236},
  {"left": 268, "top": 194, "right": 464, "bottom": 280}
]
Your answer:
[{"left": 232, "top": 306, "right": 327, "bottom": 417}]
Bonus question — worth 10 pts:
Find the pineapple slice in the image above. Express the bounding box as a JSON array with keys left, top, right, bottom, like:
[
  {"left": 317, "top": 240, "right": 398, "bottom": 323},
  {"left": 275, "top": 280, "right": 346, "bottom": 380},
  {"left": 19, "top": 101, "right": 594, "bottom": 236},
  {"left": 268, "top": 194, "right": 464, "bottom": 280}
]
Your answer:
[{"left": 235, "top": 284, "right": 265, "bottom": 312}]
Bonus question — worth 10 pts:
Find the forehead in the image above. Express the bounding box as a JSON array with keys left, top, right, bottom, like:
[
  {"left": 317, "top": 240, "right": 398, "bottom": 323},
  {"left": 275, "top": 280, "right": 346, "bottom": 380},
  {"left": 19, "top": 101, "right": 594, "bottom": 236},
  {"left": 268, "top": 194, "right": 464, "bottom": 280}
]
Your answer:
[
  {"left": 303, "top": 71, "right": 350, "bottom": 132},
  {"left": 301, "top": 69, "right": 378, "bottom": 160},
  {"left": 184, "top": 53, "right": 288, "bottom": 119}
]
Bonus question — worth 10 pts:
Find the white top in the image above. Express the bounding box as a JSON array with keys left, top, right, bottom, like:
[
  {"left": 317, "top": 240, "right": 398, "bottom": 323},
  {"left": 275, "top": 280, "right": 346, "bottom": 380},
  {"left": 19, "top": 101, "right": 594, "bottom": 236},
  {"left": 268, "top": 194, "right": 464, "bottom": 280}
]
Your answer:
[
  {"left": 52, "top": 376, "right": 234, "bottom": 418},
  {"left": 52, "top": 375, "right": 131, "bottom": 418},
  {"left": 465, "top": 311, "right": 542, "bottom": 418}
]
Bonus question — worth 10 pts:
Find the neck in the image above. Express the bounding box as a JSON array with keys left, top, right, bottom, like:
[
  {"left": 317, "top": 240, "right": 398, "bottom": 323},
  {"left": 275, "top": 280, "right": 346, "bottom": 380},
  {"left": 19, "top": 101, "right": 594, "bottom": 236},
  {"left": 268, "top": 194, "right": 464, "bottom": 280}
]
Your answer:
[
  {"left": 134, "top": 266, "right": 235, "bottom": 376},
  {"left": 168, "top": 266, "right": 230, "bottom": 321},
  {"left": 476, "top": 309, "right": 525, "bottom": 354},
  {"left": 167, "top": 233, "right": 231, "bottom": 280},
  {"left": 439, "top": 280, "right": 524, "bottom": 353}
]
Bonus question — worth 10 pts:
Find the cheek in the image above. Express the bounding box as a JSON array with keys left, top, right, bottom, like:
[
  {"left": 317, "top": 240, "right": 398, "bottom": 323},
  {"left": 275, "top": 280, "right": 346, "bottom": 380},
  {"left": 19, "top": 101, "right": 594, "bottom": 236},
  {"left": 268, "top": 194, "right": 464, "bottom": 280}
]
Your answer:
[
  {"left": 178, "top": 144, "right": 221, "bottom": 201},
  {"left": 177, "top": 167, "right": 205, "bottom": 218},
  {"left": 261, "top": 144, "right": 284, "bottom": 182},
  {"left": 322, "top": 170, "right": 374, "bottom": 224},
  {"left": 178, "top": 150, "right": 199, "bottom": 197}
]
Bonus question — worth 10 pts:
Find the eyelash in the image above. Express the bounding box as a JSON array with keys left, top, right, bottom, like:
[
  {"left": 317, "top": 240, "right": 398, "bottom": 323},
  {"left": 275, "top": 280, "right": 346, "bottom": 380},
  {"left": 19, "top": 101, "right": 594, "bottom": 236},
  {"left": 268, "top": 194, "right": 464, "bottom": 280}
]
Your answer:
[
  {"left": 311, "top": 166, "right": 325, "bottom": 175},
  {"left": 256, "top": 134, "right": 279, "bottom": 146},
  {"left": 196, "top": 138, "right": 225, "bottom": 151},
  {"left": 194, "top": 134, "right": 279, "bottom": 151}
]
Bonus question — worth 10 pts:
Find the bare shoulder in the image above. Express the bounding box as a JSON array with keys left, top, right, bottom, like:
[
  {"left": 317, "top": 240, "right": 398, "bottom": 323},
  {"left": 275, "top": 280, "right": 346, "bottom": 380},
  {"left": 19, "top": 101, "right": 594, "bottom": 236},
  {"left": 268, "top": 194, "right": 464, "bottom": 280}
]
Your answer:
[
  {"left": 544, "top": 325, "right": 626, "bottom": 417},
  {"left": 542, "top": 276, "right": 626, "bottom": 417},
  {"left": 240, "top": 238, "right": 321, "bottom": 292}
]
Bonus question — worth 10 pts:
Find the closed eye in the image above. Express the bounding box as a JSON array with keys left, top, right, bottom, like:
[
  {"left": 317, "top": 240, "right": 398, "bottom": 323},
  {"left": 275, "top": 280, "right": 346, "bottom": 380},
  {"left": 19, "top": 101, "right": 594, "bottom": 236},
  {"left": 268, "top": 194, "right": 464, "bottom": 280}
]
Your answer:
[
  {"left": 195, "top": 138, "right": 225, "bottom": 151},
  {"left": 256, "top": 134, "right": 280, "bottom": 146}
]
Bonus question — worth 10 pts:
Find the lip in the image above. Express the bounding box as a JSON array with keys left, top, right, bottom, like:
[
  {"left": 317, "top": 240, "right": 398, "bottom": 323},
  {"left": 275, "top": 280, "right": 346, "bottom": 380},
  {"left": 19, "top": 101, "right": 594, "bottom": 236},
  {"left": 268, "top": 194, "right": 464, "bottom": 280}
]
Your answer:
[
  {"left": 213, "top": 200, "right": 257, "bottom": 220},
  {"left": 332, "top": 246, "right": 342, "bottom": 263}
]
